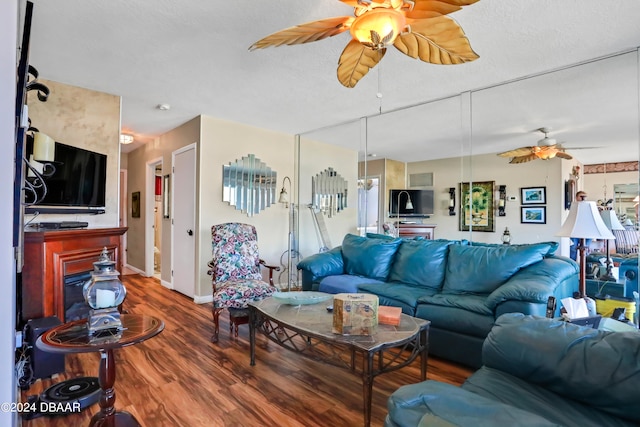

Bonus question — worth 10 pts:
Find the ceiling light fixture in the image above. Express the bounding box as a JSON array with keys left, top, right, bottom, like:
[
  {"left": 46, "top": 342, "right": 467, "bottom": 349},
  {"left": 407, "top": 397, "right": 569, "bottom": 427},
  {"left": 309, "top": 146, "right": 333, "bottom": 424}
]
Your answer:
[
  {"left": 156, "top": 104, "right": 171, "bottom": 111},
  {"left": 120, "top": 134, "right": 134, "bottom": 145},
  {"left": 249, "top": 0, "right": 480, "bottom": 88}
]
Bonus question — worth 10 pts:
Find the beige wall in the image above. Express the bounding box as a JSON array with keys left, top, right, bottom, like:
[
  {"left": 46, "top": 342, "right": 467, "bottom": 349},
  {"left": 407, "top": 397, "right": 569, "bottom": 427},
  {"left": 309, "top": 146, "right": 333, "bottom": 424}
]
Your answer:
[
  {"left": 27, "top": 79, "right": 121, "bottom": 227},
  {"left": 126, "top": 116, "right": 200, "bottom": 281},
  {"left": 199, "top": 116, "right": 296, "bottom": 295},
  {"left": 407, "top": 153, "right": 565, "bottom": 247}
]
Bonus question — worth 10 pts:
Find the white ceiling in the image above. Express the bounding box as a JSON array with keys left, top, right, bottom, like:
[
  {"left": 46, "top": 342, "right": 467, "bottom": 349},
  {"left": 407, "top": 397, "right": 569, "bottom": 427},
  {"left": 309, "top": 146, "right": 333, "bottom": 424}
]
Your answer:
[{"left": 26, "top": 0, "right": 640, "bottom": 164}]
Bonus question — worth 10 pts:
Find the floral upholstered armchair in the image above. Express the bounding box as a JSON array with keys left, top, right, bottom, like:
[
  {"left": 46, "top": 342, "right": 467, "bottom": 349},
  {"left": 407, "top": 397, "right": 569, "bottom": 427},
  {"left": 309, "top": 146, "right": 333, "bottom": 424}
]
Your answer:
[{"left": 207, "top": 223, "right": 278, "bottom": 342}]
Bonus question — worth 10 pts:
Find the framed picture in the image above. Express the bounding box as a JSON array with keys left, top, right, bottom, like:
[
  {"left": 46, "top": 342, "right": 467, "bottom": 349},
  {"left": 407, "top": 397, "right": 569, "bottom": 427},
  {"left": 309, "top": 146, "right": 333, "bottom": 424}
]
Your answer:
[
  {"left": 131, "top": 191, "right": 140, "bottom": 218},
  {"left": 459, "top": 181, "right": 495, "bottom": 232},
  {"left": 521, "top": 187, "right": 546, "bottom": 204},
  {"left": 564, "top": 179, "right": 576, "bottom": 210},
  {"left": 163, "top": 174, "right": 170, "bottom": 219},
  {"left": 521, "top": 206, "right": 546, "bottom": 224}
]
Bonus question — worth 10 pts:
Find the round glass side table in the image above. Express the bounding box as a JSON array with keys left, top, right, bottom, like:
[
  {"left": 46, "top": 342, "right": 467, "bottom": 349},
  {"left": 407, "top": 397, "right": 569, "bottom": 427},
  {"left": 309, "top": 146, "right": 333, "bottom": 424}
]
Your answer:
[{"left": 37, "top": 314, "right": 164, "bottom": 427}]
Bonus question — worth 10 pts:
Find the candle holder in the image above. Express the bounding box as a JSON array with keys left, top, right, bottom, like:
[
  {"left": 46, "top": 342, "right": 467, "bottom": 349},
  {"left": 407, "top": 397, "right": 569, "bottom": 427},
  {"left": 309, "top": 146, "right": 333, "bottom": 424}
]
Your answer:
[
  {"left": 83, "top": 247, "right": 126, "bottom": 335},
  {"left": 448, "top": 187, "right": 456, "bottom": 216},
  {"left": 498, "top": 185, "right": 507, "bottom": 216}
]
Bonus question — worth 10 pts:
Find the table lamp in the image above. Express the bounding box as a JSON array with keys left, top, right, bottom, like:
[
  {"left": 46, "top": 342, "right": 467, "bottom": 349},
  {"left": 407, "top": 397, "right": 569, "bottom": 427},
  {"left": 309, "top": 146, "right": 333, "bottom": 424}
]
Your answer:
[
  {"left": 557, "top": 200, "right": 614, "bottom": 297},
  {"left": 599, "top": 208, "right": 624, "bottom": 281}
]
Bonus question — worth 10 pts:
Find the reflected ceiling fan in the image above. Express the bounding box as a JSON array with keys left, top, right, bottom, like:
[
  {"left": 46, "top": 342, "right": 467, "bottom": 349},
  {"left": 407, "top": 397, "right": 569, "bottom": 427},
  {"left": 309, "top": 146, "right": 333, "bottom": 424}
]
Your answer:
[
  {"left": 497, "top": 127, "right": 574, "bottom": 164},
  {"left": 249, "top": 0, "right": 480, "bottom": 88}
]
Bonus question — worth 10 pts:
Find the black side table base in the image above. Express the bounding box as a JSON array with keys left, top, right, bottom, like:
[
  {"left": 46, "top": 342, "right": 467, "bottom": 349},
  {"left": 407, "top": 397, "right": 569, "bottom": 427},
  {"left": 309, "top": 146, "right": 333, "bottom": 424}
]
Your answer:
[{"left": 91, "top": 410, "right": 140, "bottom": 427}]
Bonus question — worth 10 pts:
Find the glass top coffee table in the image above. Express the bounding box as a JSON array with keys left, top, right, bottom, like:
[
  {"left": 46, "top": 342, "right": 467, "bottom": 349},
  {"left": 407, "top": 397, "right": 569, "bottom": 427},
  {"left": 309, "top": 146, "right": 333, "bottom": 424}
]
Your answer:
[{"left": 248, "top": 294, "right": 430, "bottom": 427}]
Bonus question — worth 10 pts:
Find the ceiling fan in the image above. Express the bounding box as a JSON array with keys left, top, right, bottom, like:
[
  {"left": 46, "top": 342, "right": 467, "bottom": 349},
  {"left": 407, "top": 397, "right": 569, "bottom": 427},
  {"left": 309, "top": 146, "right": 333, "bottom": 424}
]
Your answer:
[
  {"left": 249, "top": 0, "right": 480, "bottom": 88},
  {"left": 497, "top": 127, "right": 574, "bottom": 164}
]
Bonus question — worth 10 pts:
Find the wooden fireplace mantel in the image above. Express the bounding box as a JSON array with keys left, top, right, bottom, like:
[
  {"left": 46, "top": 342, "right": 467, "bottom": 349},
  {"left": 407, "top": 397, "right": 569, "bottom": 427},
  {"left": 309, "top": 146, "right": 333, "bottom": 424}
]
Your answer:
[{"left": 21, "top": 226, "right": 128, "bottom": 323}]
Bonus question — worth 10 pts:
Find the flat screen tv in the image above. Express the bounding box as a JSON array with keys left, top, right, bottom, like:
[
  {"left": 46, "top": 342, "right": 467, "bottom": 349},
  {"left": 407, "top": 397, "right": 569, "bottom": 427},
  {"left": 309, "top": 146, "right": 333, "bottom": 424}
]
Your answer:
[
  {"left": 26, "top": 141, "right": 107, "bottom": 209},
  {"left": 389, "top": 189, "right": 434, "bottom": 218}
]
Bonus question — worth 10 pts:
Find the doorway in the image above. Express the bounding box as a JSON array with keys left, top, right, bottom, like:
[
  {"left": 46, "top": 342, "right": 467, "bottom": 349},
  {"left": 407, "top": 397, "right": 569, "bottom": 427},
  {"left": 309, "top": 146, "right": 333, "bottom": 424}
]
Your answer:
[
  {"left": 119, "top": 169, "right": 128, "bottom": 268},
  {"left": 358, "top": 177, "right": 381, "bottom": 234},
  {"left": 145, "top": 157, "right": 163, "bottom": 279},
  {"left": 153, "top": 165, "right": 162, "bottom": 280}
]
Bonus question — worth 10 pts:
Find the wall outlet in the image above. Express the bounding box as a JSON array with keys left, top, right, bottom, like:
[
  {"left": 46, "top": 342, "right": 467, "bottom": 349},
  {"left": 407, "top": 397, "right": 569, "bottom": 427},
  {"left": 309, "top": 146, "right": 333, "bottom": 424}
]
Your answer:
[{"left": 507, "top": 196, "right": 517, "bottom": 201}]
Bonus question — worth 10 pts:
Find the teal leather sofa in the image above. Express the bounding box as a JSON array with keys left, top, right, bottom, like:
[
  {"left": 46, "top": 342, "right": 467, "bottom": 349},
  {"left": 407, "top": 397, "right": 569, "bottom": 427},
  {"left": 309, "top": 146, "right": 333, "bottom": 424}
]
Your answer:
[
  {"left": 385, "top": 313, "right": 640, "bottom": 427},
  {"left": 297, "top": 234, "right": 579, "bottom": 367}
]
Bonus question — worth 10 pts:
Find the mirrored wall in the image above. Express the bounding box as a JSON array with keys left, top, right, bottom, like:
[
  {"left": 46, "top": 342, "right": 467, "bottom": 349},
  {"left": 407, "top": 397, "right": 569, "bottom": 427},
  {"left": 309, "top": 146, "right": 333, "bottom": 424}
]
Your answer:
[{"left": 296, "top": 47, "right": 639, "bottom": 304}]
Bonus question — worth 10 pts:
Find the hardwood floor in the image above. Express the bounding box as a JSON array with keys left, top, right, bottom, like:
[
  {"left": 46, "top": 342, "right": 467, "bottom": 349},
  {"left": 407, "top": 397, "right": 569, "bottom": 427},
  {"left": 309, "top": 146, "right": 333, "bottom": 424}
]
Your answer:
[{"left": 20, "top": 275, "right": 473, "bottom": 427}]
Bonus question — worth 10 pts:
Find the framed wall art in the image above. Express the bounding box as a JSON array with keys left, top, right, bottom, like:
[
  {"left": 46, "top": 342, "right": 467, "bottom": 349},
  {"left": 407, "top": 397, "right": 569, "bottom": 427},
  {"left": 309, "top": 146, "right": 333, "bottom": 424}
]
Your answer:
[
  {"left": 131, "top": 191, "right": 140, "bottom": 218},
  {"left": 459, "top": 181, "right": 495, "bottom": 232},
  {"left": 521, "top": 187, "right": 546, "bottom": 204},
  {"left": 564, "top": 179, "right": 576, "bottom": 210},
  {"left": 521, "top": 206, "right": 546, "bottom": 224}
]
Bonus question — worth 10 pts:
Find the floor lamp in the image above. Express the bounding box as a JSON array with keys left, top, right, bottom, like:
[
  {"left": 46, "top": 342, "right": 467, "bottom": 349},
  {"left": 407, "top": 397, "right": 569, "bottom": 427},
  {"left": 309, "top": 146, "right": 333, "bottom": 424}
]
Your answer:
[
  {"left": 279, "top": 176, "right": 294, "bottom": 291},
  {"left": 395, "top": 190, "right": 414, "bottom": 237},
  {"left": 557, "top": 200, "right": 614, "bottom": 297},
  {"left": 599, "top": 208, "right": 625, "bottom": 281}
]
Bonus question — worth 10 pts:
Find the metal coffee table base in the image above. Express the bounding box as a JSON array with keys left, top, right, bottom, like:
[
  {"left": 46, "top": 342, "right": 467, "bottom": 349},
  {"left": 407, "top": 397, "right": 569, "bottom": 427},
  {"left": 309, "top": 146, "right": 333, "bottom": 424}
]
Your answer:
[{"left": 249, "top": 306, "right": 429, "bottom": 427}]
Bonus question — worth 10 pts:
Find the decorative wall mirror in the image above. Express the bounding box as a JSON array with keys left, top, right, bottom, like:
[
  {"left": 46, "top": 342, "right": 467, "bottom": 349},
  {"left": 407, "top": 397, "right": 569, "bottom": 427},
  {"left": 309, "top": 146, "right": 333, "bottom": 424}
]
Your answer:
[
  {"left": 222, "top": 154, "right": 277, "bottom": 217},
  {"left": 614, "top": 183, "right": 639, "bottom": 226},
  {"left": 312, "top": 167, "right": 348, "bottom": 217}
]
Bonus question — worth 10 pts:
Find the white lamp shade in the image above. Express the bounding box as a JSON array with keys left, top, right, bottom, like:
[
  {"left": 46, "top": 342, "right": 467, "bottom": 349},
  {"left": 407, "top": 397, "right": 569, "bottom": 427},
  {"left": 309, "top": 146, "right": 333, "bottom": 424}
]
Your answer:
[
  {"left": 599, "top": 209, "right": 625, "bottom": 231},
  {"left": 405, "top": 197, "right": 414, "bottom": 210},
  {"left": 278, "top": 188, "right": 289, "bottom": 204},
  {"left": 556, "top": 201, "right": 615, "bottom": 239}
]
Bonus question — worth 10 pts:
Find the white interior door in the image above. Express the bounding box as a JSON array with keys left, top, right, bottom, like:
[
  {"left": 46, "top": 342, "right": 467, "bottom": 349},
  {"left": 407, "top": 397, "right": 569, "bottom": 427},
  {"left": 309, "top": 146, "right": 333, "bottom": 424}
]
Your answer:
[{"left": 172, "top": 144, "right": 197, "bottom": 297}]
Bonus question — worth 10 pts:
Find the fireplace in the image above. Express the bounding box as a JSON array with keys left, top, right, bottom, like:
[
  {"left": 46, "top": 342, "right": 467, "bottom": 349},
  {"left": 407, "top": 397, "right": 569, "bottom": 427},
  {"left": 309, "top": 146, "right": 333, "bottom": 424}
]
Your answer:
[{"left": 64, "top": 271, "right": 92, "bottom": 322}]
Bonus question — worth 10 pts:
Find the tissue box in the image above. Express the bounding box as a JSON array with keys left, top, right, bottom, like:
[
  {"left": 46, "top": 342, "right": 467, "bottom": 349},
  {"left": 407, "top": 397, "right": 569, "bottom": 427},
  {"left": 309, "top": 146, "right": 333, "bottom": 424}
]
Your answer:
[{"left": 332, "top": 293, "right": 378, "bottom": 335}]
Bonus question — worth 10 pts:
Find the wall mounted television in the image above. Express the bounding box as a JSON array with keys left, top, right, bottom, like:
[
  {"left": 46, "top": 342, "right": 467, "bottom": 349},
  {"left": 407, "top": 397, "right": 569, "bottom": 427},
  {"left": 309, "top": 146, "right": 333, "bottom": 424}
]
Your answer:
[
  {"left": 389, "top": 189, "right": 434, "bottom": 218},
  {"left": 26, "top": 141, "right": 107, "bottom": 212}
]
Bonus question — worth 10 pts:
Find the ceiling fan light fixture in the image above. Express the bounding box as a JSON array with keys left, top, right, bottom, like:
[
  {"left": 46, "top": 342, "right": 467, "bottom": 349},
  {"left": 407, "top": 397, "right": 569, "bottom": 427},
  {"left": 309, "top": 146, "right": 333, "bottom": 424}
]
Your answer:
[{"left": 350, "top": 8, "right": 406, "bottom": 49}]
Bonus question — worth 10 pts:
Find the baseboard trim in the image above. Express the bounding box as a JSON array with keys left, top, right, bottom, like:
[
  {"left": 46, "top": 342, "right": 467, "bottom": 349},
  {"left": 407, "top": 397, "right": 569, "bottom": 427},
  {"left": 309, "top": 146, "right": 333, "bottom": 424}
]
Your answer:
[
  {"left": 194, "top": 295, "right": 213, "bottom": 304},
  {"left": 124, "top": 264, "right": 145, "bottom": 275}
]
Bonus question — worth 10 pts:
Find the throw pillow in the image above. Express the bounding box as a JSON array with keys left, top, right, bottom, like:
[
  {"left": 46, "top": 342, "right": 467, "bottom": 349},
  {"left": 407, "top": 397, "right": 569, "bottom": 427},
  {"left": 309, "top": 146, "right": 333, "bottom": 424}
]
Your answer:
[
  {"left": 442, "top": 243, "right": 553, "bottom": 295},
  {"left": 342, "top": 234, "right": 402, "bottom": 281},
  {"left": 388, "top": 239, "right": 453, "bottom": 290}
]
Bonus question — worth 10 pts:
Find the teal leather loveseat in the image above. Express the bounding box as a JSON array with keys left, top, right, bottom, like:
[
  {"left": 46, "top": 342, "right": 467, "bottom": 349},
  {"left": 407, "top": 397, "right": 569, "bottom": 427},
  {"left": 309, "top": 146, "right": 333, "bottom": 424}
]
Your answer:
[
  {"left": 297, "top": 234, "right": 579, "bottom": 367},
  {"left": 385, "top": 313, "right": 640, "bottom": 427}
]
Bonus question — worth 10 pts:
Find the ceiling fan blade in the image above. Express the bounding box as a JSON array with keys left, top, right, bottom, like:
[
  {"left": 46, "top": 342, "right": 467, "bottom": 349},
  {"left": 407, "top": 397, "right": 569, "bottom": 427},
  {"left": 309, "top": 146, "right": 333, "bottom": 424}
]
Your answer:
[
  {"left": 337, "top": 39, "right": 386, "bottom": 88},
  {"left": 414, "top": 0, "right": 480, "bottom": 5},
  {"left": 407, "top": 0, "right": 480, "bottom": 17},
  {"left": 394, "top": 16, "right": 479, "bottom": 64},
  {"left": 249, "top": 16, "right": 354, "bottom": 50},
  {"left": 405, "top": 1, "right": 461, "bottom": 19},
  {"left": 497, "top": 147, "right": 535, "bottom": 157},
  {"left": 509, "top": 154, "right": 538, "bottom": 164},
  {"left": 555, "top": 152, "right": 573, "bottom": 160}
]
